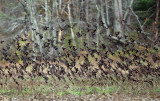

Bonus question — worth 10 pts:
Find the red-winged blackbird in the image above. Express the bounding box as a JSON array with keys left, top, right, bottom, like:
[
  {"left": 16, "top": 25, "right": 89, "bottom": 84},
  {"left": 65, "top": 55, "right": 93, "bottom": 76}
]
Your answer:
[{"left": 0, "top": 41, "right": 4, "bottom": 44}]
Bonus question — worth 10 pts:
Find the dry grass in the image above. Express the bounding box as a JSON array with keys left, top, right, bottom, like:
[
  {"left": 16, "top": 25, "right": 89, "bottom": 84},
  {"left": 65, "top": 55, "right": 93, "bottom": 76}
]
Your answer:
[{"left": 0, "top": 93, "right": 160, "bottom": 101}]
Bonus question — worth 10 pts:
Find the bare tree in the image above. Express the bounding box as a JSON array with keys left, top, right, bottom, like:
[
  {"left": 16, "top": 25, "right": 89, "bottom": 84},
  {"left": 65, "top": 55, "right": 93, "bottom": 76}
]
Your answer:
[{"left": 1, "top": 0, "right": 158, "bottom": 59}]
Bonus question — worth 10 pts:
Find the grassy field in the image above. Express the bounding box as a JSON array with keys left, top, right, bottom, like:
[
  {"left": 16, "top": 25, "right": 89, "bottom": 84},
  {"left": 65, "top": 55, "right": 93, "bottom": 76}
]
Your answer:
[{"left": 0, "top": 75, "right": 160, "bottom": 99}]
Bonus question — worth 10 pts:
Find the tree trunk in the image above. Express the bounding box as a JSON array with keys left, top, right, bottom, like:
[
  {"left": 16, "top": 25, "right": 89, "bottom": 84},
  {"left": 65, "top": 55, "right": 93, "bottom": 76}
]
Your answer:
[
  {"left": 67, "top": 0, "right": 76, "bottom": 46},
  {"left": 105, "top": 0, "right": 111, "bottom": 36},
  {"left": 28, "top": 0, "right": 43, "bottom": 57},
  {"left": 95, "top": 0, "right": 101, "bottom": 50},
  {"left": 100, "top": 0, "right": 108, "bottom": 29},
  {"left": 85, "top": 0, "right": 91, "bottom": 48},
  {"left": 123, "top": 0, "right": 134, "bottom": 35},
  {"left": 123, "top": 0, "right": 134, "bottom": 21},
  {"left": 155, "top": 0, "right": 159, "bottom": 40},
  {"left": 113, "top": 0, "right": 123, "bottom": 37},
  {"left": 51, "top": 0, "right": 58, "bottom": 56}
]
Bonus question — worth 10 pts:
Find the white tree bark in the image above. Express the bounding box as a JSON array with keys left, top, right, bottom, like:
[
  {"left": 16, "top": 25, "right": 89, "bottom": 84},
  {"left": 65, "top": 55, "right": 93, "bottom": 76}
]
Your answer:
[
  {"left": 105, "top": 0, "right": 111, "bottom": 36},
  {"left": 26, "top": 0, "right": 36, "bottom": 57},
  {"left": 123, "top": 0, "right": 134, "bottom": 21},
  {"left": 113, "top": 0, "right": 123, "bottom": 37},
  {"left": 95, "top": 0, "right": 101, "bottom": 50},
  {"left": 44, "top": 0, "right": 48, "bottom": 24},
  {"left": 100, "top": 0, "right": 108, "bottom": 29},
  {"left": 27, "top": 0, "right": 43, "bottom": 57},
  {"left": 99, "top": 0, "right": 111, "bottom": 36},
  {"left": 67, "top": 0, "right": 76, "bottom": 46},
  {"left": 43, "top": 0, "right": 49, "bottom": 42},
  {"left": 59, "top": 0, "right": 62, "bottom": 10}
]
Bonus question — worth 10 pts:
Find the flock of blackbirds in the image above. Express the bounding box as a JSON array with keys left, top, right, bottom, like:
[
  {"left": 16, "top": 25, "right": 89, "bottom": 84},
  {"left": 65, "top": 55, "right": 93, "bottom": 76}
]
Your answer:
[{"left": 0, "top": 23, "right": 160, "bottom": 87}]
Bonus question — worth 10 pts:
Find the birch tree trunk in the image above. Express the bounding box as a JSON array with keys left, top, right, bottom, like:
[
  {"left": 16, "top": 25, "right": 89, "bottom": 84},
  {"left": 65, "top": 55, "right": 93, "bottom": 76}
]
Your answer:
[
  {"left": 105, "top": 0, "right": 111, "bottom": 36},
  {"left": 31, "top": 0, "right": 43, "bottom": 54},
  {"left": 100, "top": 0, "right": 107, "bottom": 29},
  {"left": 100, "top": 0, "right": 110, "bottom": 36},
  {"left": 26, "top": 0, "right": 36, "bottom": 59},
  {"left": 123, "top": 0, "right": 134, "bottom": 35},
  {"left": 44, "top": 0, "right": 49, "bottom": 40},
  {"left": 27, "top": 0, "right": 43, "bottom": 57},
  {"left": 95, "top": 0, "right": 101, "bottom": 50},
  {"left": 67, "top": 0, "right": 76, "bottom": 46},
  {"left": 113, "top": 0, "right": 123, "bottom": 37},
  {"left": 123, "top": 0, "right": 134, "bottom": 21},
  {"left": 59, "top": 0, "right": 62, "bottom": 10}
]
